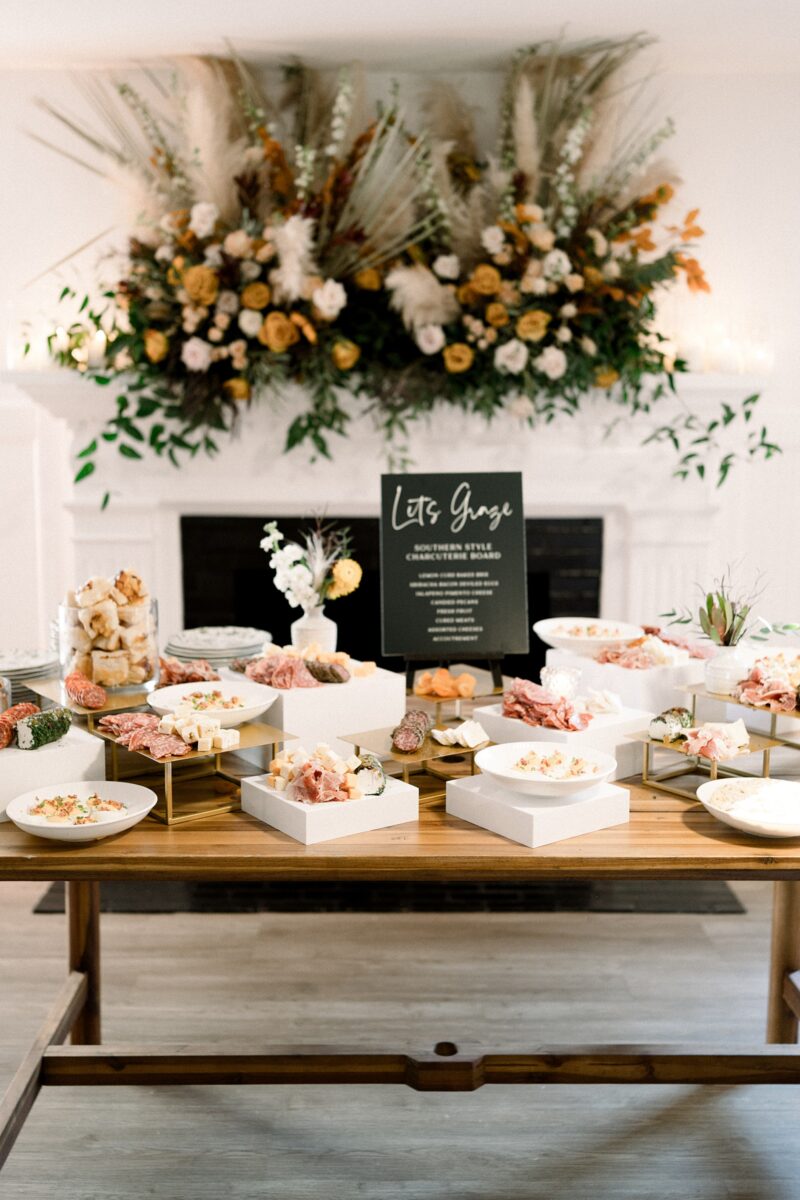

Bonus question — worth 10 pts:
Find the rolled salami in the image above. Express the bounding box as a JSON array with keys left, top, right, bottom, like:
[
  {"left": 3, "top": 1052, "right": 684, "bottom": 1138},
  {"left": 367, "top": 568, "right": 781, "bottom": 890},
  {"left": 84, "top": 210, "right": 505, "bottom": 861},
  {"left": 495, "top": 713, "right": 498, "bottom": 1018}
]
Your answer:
[
  {"left": 0, "top": 702, "right": 40, "bottom": 727},
  {"left": 65, "top": 670, "right": 108, "bottom": 710}
]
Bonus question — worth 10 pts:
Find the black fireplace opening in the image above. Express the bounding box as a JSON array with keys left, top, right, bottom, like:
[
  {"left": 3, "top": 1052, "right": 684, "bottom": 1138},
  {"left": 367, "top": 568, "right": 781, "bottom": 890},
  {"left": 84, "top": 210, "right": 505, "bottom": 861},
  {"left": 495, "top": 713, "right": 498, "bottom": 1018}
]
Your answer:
[{"left": 180, "top": 515, "right": 603, "bottom": 679}]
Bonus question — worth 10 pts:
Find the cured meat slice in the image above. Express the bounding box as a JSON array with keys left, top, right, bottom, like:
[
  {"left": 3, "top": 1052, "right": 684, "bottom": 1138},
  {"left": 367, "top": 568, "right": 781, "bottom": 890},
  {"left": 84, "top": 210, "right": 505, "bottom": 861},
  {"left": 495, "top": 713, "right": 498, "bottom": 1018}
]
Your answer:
[
  {"left": 0, "top": 702, "right": 40, "bottom": 727},
  {"left": 391, "top": 709, "right": 433, "bottom": 752},
  {"left": 502, "top": 679, "right": 591, "bottom": 731},
  {"left": 0, "top": 718, "right": 13, "bottom": 750},
  {"left": 245, "top": 654, "right": 321, "bottom": 689},
  {"left": 158, "top": 657, "right": 220, "bottom": 685},
  {"left": 65, "top": 670, "right": 108, "bottom": 710}
]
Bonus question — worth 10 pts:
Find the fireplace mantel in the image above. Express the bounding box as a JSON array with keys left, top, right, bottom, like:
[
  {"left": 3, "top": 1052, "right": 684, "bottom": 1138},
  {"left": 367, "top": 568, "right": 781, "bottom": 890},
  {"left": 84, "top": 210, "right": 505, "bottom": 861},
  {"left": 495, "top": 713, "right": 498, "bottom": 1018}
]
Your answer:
[{"left": 6, "top": 369, "right": 763, "bottom": 643}]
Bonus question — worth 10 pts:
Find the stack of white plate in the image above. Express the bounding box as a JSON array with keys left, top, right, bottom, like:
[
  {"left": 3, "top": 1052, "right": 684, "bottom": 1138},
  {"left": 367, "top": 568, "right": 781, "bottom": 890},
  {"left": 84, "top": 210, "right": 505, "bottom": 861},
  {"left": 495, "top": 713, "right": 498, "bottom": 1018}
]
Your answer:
[
  {"left": 163, "top": 626, "right": 271, "bottom": 668},
  {"left": 0, "top": 649, "right": 60, "bottom": 707}
]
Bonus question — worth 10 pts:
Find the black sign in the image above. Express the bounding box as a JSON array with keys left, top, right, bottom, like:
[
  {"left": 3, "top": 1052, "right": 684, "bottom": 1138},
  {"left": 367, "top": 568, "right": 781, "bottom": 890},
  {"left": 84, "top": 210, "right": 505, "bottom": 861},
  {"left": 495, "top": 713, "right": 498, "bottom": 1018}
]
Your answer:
[{"left": 379, "top": 472, "right": 529, "bottom": 659}]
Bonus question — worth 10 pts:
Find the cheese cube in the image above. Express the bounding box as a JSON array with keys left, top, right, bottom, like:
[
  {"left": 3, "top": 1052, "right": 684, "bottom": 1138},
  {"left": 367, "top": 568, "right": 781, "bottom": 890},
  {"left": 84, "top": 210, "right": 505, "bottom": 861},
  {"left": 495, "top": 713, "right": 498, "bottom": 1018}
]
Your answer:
[
  {"left": 213, "top": 732, "right": 227, "bottom": 750},
  {"left": 158, "top": 715, "right": 175, "bottom": 734},
  {"left": 181, "top": 724, "right": 199, "bottom": 744},
  {"left": 196, "top": 736, "right": 213, "bottom": 753},
  {"left": 224, "top": 729, "right": 240, "bottom": 749},
  {"left": 273, "top": 775, "right": 287, "bottom": 792}
]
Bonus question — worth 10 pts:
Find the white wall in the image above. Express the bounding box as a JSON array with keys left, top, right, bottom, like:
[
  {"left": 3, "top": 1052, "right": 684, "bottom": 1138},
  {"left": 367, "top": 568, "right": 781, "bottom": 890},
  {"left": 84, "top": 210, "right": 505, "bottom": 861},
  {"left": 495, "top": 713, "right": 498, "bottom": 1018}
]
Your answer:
[{"left": 1, "top": 63, "right": 799, "bottom": 648}]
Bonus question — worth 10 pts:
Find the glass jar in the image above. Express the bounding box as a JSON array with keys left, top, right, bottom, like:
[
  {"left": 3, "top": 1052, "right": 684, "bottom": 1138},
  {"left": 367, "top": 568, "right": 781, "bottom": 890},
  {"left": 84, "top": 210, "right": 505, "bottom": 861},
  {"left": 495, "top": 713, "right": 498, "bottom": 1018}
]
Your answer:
[{"left": 59, "top": 598, "right": 159, "bottom": 692}]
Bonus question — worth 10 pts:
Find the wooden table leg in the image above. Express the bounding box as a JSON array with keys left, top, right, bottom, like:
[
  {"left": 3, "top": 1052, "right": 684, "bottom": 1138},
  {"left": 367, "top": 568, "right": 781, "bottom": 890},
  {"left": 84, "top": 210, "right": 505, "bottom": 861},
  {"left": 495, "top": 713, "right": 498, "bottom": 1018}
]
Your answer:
[
  {"left": 67, "top": 882, "right": 101, "bottom": 1045},
  {"left": 766, "top": 881, "right": 800, "bottom": 1043}
]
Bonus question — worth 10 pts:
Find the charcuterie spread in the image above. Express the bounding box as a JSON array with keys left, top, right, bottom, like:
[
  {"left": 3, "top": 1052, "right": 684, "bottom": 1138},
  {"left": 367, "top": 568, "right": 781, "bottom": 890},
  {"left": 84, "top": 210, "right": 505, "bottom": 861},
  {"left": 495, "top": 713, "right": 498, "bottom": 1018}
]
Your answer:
[
  {"left": 0, "top": 702, "right": 72, "bottom": 752},
  {"left": 391, "top": 710, "right": 433, "bottom": 753},
  {"left": 502, "top": 678, "right": 591, "bottom": 731},
  {"left": 265, "top": 743, "right": 386, "bottom": 804},
  {"left": 648, "top": 708, "right": 750, "bottom": 760},
  {"left": 237, "top": 641, "right": 375, "bottom": 687},
  {"left": 60, "top": 570, "right": 157, "bottom": 688},
  {"left": 98, "top": 712, "right": 190, "bottom": 759},
  {"left": 733, "top": 654, "right": 800, "bottom": 712},
  {"left": 27, "top": 791, "right": 126, "bottom": 826}
]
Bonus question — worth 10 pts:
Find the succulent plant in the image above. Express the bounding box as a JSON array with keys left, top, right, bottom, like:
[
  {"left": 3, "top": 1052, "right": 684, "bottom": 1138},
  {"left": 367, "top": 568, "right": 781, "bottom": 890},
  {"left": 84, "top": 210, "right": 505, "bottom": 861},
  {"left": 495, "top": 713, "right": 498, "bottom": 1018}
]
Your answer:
[{"left": 662, "top": 571, "right": 799, "bottom": 646}]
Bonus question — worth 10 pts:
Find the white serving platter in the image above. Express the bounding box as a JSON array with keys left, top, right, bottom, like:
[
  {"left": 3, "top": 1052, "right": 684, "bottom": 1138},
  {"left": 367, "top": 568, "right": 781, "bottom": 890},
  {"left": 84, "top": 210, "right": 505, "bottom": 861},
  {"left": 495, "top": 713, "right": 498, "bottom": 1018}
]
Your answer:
[
  {"left": 696, "top": 778, "right": 800, "bottom": 839},
  {"left": 6, "top": 780, "right": 157, "bottom": 843},
  {"left": 241, "top": 774, "right": 418, "bottom": 844},
  {"left": 545, "top": 649, "right": 706, "bottom": 715},
  {"left": 446, "top": 775, "right": 630, "bottom": 848},
  {"left": 474, "top": 703, "right": 650, "bottom": 781},
  {"left": 474, "top": 741, "right": 616, "bottom": 799},
  {"left": 533, "top": 617, "right": 644, "bottom": 657},
  {"left": 148, "top": 679, "right": 277, "bottom": 727}
]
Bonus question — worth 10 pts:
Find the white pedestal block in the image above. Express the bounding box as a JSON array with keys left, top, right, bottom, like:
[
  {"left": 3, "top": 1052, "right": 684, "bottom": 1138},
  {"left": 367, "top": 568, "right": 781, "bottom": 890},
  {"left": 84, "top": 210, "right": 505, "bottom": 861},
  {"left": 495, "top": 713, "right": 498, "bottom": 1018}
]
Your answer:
[
  {"left": 446, "top": 775, "right": 629, "bottom": 848},
  {"left": 225, "top": 667, "right": 406, "bottom": 760},
  {"left": 241, "top": 774, "right": 418, "bottom": 845},
  {"left": 545, "top": 649, "right": 705, "bottom": 716},
  {"left": 0, "top": 727, "right": 106, "bottom": 820},
  {"left": 473, "top": 703, "right": 651, "bottom": 781}
]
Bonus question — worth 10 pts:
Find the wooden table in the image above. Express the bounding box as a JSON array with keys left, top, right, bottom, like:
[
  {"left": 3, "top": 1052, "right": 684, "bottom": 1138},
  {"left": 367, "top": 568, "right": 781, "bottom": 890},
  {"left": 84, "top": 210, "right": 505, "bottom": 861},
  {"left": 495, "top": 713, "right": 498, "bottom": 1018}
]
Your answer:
[{"left": 4, "top": 779, "right": 800, "bottom": 1171}]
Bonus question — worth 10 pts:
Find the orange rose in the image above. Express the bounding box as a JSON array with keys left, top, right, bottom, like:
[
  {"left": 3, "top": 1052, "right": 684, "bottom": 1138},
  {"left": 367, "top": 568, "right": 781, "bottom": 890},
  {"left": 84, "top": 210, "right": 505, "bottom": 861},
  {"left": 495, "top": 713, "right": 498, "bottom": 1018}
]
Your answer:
[
  {"left": 583, "top": 266, "right": 604, "bottom": 287},
  {"left": 331, "top": 339, "right": 360, "bottom": 370},
  {"left": 182, "top": 264, "right": 219, "bottom": 306},
  {"left": 223, "top": 377, "right": 251, "bottom": 401},
  {"left": 241, "top": 282, "right": 271, "bottom": 310},
  {"left": 353, "top": 268, "right": 382, "bottom": 290},
  {"left": 456, "top": 283, "right": 479, "bottom": 306},
  {"left": 594, "top": 367, "right": 620, "bottom": 388},
  {"left": 166, "top": 255, "right": 185, "bottom": 288},
  {"left": 516, "top": 310, "right": 551, "bottom": 342},
  {"left": 143, "top": 329, "right": 169, "bottom": 363},
  {"left": 258, "top": 311, "right": 300, "bottom": 353},
  {"left": 485, "top": 302, "right": 509, "bottom": 328},
  {"left": 443, "top": 343, "right": 474, "bottom": 373},
  {"left": 471, "top": 264, "right": 502, "bottom": 296}
]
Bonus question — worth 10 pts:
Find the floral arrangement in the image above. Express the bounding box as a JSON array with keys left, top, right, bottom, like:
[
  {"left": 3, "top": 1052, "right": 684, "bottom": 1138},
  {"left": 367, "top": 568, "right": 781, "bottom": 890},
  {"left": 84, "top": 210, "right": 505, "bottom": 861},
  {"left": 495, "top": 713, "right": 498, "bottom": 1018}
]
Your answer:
[
  {"left": 260, "top": 520, "right": 362, "bottom": 613},
  {"left": 33, "top": 38, "right": 777, "bottom": 489},
  {"left": 662, "top": 573, "right": 799, "bottom": 646}
]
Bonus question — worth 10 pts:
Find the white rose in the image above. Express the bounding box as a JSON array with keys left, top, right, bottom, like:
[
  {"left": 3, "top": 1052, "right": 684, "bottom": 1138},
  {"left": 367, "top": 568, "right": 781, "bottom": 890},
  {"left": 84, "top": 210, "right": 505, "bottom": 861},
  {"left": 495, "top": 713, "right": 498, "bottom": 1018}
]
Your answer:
[
  {"left": 580, "top": 336, "right": 597, "bottom": 356},
  {"left": 559, "top": 302, "right": 577, "bottom": 318},
  {"left": 587, "top": 227, "right": 608, "bottom": 258},
  {"left": 158, "top": 212, "right": 181, "bottom": 235},
  {"left": 189, "top": 202, "right": 219, "bottom": 239},
  {"left": 180, "top": 337, "right": 213, "bottom": 373},
  {"left": 534, "top": 345, "right": 568, "bottom": 380},
  {"left": 216, "top": 290, "right": 239, "bottom": 315},
  {"left": 565, "top": 273, "right": 584, "bottom": 293},
  {"left": 603, "top": 260, "right": 621, "bottom": 280},
  {"left": 154, "top": 243, "right": 175, "bottom": 263},
  {"left": 113, "top": 348, "right": 133, "bottom": 370},
  {"left": 507, "top": 393, "right": 535, "bottom": 419},
  {"left": 223, "top": 230, "right": 254, "bottom": 259},
  {"left": 312, "top": 278, "right": 347, "bottom": 321},
  {"left": 494, "top": 338, "right": 529, "bottom": 375},
  {"left": 213, "top": 312, "right": 231, "bottom": 330},
  {"left": 556, "top": 325, "right": 572, "bottom": 343},
  {"left": 204, "top": 245, "right": 224, "bottom": 268},
  {"left": 481, "top": 225, "right": 505, "bottom": 256},
  {"left": 237, "top": 310, "right": 263, "bottom": 338},
  {"left": 432, "top": 254, "right": 459, "bottom": 280},
  {"left": 416, "top": 324, "right": 446, "bottom": 355},
  {"left": 240, "top": 261, "right": 262, "bottom": 282},
  {"left": 542, "top": 249, "right": 571, "bottom": 281}
]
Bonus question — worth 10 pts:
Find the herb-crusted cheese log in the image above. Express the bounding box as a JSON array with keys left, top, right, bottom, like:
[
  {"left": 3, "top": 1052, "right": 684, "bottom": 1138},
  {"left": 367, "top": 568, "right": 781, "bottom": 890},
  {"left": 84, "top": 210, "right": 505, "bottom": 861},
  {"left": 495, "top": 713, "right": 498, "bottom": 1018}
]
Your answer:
[{"left": 15, "top": 707, "right": 72, "bottom": 750}]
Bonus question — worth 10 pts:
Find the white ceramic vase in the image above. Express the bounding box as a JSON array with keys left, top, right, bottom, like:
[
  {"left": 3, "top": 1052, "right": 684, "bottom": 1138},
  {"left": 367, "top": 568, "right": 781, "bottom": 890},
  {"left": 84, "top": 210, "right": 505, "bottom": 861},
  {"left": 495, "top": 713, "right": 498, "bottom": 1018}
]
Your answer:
[
  {"left": 290, "top": 604, "right": 337, "bottom": 653},
  {"left": 704, "top": 643, "right": 754, "bottom": 697}
]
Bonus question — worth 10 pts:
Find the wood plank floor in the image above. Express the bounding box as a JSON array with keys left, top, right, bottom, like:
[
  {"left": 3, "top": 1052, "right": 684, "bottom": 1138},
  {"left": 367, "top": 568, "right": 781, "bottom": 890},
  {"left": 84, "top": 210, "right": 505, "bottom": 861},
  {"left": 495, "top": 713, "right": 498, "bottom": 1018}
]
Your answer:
[{"left": 2, "top": 878, "right": 800, "bottom": 1198}]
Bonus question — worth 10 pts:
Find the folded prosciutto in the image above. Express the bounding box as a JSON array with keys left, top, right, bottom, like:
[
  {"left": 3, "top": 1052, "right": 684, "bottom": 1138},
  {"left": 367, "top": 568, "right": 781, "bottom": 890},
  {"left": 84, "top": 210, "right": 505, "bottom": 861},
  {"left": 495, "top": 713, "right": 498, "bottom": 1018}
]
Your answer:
[
  {"left": 683, "top": 720, "right": 749, "bottom": 761},
  {"left": 245, "top": 654, "right": 322, "bottom": 689},
  {"left": 734, "top": 664, "right": 798, "bottom": 713},
  {"left": 595, "top": 641, "right": 656, "bottom": 670},
  {"left": 502, "top": 678, "right": 591, "bottom": 731}
]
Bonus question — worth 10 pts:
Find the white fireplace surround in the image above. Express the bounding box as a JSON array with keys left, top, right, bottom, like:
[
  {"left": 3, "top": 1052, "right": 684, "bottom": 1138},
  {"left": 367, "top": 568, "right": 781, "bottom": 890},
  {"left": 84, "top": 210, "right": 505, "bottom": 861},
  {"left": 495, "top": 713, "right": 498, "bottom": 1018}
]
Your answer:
[{"left": 4, "top": 371, "right": 766, "bottom": 646}]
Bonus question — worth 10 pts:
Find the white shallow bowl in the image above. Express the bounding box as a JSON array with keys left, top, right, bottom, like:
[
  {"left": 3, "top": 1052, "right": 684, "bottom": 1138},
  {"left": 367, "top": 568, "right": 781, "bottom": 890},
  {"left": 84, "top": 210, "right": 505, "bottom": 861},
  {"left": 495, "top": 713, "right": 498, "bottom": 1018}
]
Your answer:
[
  {"left": 533, "top": 617, "right": 644, "bottom": 657},
  {"left": 6, "top": 780, "right": 157, "bottom": 843},
  {"left": 697, "top": 778, "right": 800, "bottom": 839},
  {"left": 474, "top": 741, "right": 616, "bottom": 799},
  {"left": 148, "top": 679, "right": 277, "bottom": 727}
]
